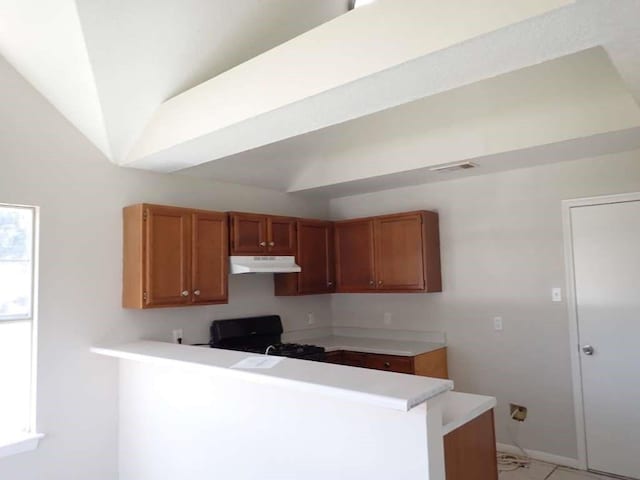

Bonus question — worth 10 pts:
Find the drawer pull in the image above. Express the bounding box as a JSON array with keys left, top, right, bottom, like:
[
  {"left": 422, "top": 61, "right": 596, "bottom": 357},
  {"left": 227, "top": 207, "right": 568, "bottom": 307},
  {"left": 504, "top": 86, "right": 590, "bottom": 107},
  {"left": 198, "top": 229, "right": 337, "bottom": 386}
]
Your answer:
[{"left": 384, "top": 362, "right": 391, "bottom": 368}]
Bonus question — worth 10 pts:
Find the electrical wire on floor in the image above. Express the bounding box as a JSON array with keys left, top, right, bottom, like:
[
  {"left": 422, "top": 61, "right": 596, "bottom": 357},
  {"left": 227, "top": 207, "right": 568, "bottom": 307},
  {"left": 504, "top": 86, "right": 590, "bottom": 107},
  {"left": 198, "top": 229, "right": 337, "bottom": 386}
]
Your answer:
[{"left": 497, "top": 409, "right": 531, "bottom": 472}]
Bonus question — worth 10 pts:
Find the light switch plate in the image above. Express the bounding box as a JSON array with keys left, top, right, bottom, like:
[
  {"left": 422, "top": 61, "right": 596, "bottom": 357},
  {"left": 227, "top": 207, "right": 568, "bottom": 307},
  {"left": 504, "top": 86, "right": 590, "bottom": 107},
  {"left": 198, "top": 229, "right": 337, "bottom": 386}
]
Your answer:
[{"left": 552, "top": 288, "right": 562, "bottom": 302}]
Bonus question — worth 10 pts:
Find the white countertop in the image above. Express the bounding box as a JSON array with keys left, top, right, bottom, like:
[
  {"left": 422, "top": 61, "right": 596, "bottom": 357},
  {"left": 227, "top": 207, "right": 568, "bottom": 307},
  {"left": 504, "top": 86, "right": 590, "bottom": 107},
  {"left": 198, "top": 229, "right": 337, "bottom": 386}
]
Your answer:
[
  {"left": 439, "top": 391, "right": 497, "bottom": 436},
  {"left": 92, "top": 341, "right": 453, "bottom": 412},
  {"left": 297, "top": 335, "right": 445, "bottom": 357}
]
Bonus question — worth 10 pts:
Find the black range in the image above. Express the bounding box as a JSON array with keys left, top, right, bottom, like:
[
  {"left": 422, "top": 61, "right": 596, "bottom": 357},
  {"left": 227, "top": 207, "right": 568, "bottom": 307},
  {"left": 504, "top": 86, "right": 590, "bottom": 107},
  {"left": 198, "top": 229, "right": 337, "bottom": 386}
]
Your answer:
[{"left": 208, "top": 315, "right": 325, "bottom": 361}]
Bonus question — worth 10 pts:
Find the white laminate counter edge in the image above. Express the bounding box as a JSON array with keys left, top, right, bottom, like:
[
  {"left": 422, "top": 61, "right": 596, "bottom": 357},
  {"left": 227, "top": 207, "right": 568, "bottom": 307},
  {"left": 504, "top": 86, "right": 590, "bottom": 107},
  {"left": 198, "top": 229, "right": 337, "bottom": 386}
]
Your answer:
[
  {"left": 92, "top": 341, "right": 453, "bottom": 412},
  {"left": 440, "top": 391, "right": 498, "bottom": 436}
]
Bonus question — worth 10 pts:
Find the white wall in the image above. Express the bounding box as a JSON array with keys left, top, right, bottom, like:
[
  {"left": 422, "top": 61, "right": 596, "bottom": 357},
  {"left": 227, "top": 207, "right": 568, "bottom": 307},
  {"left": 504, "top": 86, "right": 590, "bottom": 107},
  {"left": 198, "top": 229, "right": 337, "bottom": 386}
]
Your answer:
[
  {"left": 118, "top": 358, "right": 441, "bottom": 480},
  {"left": 330, "top": 152, "right": 640, "bottom": 460},
  {"left": 0, "top": 56, "right": 331, "bottom": 480}
]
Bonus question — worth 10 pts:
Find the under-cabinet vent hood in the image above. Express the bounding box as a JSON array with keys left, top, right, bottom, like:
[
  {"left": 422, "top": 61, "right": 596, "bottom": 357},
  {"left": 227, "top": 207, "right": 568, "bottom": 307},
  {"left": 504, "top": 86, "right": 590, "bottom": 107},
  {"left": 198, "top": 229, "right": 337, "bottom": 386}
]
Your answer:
[{"left": 229, "top": 256, "right": 301, "bottom": 274}]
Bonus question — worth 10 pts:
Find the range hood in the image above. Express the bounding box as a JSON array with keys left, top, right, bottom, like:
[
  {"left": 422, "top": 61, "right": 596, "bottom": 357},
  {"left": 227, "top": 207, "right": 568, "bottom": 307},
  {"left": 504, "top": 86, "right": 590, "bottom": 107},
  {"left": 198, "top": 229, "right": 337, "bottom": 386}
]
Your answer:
[{"left": 229, "top": 256, "right": 301, "bottom": 274}]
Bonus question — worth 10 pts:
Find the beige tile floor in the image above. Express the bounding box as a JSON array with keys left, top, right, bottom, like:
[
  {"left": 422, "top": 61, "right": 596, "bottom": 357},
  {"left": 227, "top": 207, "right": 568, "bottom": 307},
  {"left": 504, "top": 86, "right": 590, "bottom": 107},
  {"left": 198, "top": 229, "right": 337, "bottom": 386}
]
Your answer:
[{"left": 499, "top": 459, "right": 619, "bottom": 480}]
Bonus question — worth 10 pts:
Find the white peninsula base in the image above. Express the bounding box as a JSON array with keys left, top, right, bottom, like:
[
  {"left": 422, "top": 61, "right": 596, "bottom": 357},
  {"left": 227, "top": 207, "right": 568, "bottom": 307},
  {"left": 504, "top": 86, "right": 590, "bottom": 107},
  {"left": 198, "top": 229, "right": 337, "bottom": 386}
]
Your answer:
[{"left": 93, "top": 341, "right": 495, "bottom": 480}]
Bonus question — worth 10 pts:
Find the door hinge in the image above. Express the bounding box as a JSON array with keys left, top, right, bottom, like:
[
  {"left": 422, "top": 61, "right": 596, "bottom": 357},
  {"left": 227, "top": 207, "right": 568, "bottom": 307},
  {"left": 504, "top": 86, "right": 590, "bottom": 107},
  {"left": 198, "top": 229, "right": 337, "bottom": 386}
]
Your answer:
[
  {"left": 143, "top": 291, "right": 148, "bottom": 301},
  {"left": 143, "top": 210, "right": 148, "bottom": 221}
]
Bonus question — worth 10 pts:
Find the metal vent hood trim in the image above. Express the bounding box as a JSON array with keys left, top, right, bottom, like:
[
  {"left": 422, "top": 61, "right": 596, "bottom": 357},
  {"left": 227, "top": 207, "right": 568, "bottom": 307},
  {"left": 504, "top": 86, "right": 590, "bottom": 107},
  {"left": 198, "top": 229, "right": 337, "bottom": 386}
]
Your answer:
[{"left": 229, "top": 256, "right": 301, "bottom": 274}]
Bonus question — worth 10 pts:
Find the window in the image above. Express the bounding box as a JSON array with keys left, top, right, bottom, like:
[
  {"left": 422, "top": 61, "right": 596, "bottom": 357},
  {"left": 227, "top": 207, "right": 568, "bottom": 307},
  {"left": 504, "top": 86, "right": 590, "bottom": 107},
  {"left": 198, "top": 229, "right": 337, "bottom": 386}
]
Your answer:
[{"left": 0, "top": 204, "right": 38, "bottom": 437}]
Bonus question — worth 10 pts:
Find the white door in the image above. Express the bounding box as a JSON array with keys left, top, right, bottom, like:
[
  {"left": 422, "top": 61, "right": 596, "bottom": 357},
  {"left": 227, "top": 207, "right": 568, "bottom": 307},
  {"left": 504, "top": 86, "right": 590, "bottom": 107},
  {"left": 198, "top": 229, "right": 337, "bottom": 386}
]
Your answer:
[{"left": 571, "top": 199, "right": 640, "bottom": 479}]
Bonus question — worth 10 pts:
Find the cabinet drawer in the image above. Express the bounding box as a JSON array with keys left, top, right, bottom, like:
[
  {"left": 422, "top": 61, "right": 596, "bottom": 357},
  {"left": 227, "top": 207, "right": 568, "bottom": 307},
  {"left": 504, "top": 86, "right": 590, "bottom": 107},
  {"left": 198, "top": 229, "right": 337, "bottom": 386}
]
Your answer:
[
  {"left": 366, "top": 354, "right": 414, "bottom": 374},
  {"left": 341, "top": 351, "right": 368, "bottom": 368}
]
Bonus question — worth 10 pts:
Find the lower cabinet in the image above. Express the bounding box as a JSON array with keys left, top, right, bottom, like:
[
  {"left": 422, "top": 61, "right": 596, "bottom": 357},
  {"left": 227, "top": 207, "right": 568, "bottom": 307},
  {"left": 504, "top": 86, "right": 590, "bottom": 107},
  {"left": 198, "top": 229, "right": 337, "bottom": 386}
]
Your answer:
[
  {"left": 444, "top": 409, "right": 498, "bottom": 480},
  {"left": 326, "top": 347, "right": 448, "bottom": 379}
]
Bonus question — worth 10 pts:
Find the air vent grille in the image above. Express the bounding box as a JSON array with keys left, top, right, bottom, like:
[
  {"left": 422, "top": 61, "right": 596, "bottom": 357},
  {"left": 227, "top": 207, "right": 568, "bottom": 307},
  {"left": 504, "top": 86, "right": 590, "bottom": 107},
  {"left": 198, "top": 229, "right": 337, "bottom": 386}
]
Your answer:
[{"left": 429, "top": 162, "right": 477, "bottom": 173}]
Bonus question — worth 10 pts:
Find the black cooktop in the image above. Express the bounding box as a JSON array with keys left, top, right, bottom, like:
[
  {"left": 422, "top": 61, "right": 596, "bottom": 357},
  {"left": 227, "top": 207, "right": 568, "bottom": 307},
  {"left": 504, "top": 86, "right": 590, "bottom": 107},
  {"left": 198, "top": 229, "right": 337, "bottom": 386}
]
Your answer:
[{"left": 208, "top": 315, "right": 325, "bottom": 361}]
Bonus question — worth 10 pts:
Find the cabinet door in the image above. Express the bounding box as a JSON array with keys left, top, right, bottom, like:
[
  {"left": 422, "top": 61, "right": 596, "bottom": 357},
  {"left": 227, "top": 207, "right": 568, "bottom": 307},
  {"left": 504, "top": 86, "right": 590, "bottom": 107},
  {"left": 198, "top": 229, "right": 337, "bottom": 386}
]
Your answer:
[
  {"left": 191, "top": 212, "right": 228, "bottom": 304},
  {"left": 144, "top": 206, "right": 191, "bottom": 307},
  {"left": 341, "top": 351, "right": 368, "bottom": 368},
  {"left": 267, "top": 216, "right": 296, "bottom": 255},
  {"left": 230, "top": 213, "right": 267, "bottom": 255},
  {"left": 298, "top": 220, "right": 335, "bottom": 294},
  {"left": 335, "top": 220, "right": 376, "bottom": 292},
  {"left": 444, "top": 410, "right": 498, "bottom": 480},
  {"left": 374, "top": 213, "right": 425, "bottom": 291}
]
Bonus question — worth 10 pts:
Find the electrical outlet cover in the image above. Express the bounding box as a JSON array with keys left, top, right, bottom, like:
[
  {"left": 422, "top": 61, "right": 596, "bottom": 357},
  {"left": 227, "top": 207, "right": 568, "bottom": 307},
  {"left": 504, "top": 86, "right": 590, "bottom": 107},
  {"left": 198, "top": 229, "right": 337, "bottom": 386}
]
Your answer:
[{"left": 493, "top": 316, "right": 503, "bottom": 331}]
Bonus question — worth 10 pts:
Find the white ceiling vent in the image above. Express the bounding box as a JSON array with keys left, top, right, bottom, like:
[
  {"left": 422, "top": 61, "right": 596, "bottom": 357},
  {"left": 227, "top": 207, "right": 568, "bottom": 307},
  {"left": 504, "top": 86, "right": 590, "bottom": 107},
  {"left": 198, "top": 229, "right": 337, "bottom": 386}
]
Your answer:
[{"left": 429, "top": 162, "right": 477, "bottom": 173}]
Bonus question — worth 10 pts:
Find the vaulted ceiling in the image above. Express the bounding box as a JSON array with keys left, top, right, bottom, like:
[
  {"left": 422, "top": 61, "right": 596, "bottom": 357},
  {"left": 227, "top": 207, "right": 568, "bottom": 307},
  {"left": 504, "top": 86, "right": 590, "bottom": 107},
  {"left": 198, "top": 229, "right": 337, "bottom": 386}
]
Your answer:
[{"left": 1, "top": 0, "right": 639, "bottom": 198}]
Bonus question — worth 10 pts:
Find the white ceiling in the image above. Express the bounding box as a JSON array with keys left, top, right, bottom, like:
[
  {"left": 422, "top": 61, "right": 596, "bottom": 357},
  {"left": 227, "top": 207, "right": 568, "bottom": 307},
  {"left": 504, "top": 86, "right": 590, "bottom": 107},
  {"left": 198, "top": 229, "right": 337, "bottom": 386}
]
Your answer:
[
  {"left": 1, "top": 0, "right": 639, "bottom": 199},
  {"left": 179, "top": 47, "right": 640, "bottom": 197},
  {"left": 0, "top": 0, "right": 348, "bottom": 160}
]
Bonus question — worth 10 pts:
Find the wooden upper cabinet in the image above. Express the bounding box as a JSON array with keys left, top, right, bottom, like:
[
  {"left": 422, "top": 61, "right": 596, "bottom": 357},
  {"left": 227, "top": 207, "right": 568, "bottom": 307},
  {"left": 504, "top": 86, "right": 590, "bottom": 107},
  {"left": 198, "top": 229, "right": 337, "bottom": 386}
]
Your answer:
[
  {"left": 274, "top": 219, "right": 335, "bottom": 296},
  {"left": 191, "top": 212, "right": 228, "bottom": 304},
  {"left": 375, "top": 213, "right": 426, "bottom": 291},
  {"left": 335, "top": 219, "right": 376, "bottom": 292},
  {"left": 144, "top": 205, "right": 191, "bottom": 307},
  {"left": 267, "top": 216, "right": 296, "bottom": 255},
  {"left": 123, "top": 204, "right": 228, "bottom": 309},
  {"left": 229, "top": 213, "right": 267, "bottom": 254},
  {"left": 229, "top": 212, "right": 296, "bottom": 255},
  {"left": 335, "top": 211, "right": 442, "bottom": 293}
]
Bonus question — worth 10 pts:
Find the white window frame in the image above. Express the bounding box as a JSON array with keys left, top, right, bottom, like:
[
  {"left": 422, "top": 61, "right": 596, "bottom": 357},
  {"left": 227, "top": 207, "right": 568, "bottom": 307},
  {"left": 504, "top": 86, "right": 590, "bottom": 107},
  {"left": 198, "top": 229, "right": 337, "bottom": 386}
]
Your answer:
[{"left": 0, "top": 203, "right": 43, "bottom": 457}]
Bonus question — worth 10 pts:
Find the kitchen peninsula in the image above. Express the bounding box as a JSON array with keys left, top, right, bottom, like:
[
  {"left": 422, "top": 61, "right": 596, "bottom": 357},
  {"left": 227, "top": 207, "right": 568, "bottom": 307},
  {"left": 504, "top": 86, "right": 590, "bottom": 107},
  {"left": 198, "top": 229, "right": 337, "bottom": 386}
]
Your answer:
[{"left": 93, "top": 341, "right": 496, "bottom": 480}]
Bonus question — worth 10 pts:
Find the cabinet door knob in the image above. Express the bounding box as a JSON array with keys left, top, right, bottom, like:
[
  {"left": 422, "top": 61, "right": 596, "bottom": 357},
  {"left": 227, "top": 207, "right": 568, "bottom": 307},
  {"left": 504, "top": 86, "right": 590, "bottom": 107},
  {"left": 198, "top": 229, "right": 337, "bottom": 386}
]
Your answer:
[
  {"left": 259, "top": 241, "right": 267, "bottom": 247},
  {"left": 181, "top": 290, "right": 189, "bottom": 297},
  {"left": 193, "top": 290, "right": 201, "bottom": 296},
  {"left": 384, "top": 362, "right": 391, "bottom": 368},
  {"left": 269, "top": 241, "right": 275, "bottom": 247},
  {"left": 369, "top": 280, "right": 375, "bottom": 286},
  {"left": 378, "top": 280, "right": 383, "bottom": 286},
  {"left": 327, "top": 281, "right": 333, "bottom": 287}
]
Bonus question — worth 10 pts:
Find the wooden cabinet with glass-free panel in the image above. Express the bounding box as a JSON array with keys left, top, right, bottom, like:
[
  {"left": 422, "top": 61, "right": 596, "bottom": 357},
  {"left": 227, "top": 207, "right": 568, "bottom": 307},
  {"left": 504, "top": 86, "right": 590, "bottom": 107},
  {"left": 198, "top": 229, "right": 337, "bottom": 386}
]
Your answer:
[
  {"left": 334, "top": 211, "right": 441, "bottom": 293},
  {"left": 328, "top": 347, "right": 448, "bottom": 379},
  {"left": 229, "top": 212, "right": 296, "bottom": 256},
  {"left": 122, "top": 204, "right": 228, "bottom": 309},
  {"left": 274, "top": 219, "right": 335, "bottom": 296}
]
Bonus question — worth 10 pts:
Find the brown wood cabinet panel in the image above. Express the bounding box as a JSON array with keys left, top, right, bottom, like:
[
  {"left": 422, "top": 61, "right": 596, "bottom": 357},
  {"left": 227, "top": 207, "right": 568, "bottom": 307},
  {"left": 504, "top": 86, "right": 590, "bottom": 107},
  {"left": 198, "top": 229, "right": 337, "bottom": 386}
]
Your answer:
[
  {"left": 191, "top": 212, "right": 228, "bottom": 304},
  {"left": 414, "top": 347, "right": 449, "bottom": 379},
  {"left": 123, "top": 204, "right": 228, "bottom": 309},
  {"left": 341, "top": 351, "right": 368, "bottom": 368},
  {"left": 145, "top": 205, "right": 191, "bottom": 307},
  {"left": 374, "top": 213, "right": 425, "bottom": 291},
  {"left": 421, "top": 211, "right": 442, "bottom": 293},
  {"left": 267, "top": 216, "right": 296, "bottom": 255},
  {"left": 444, "top": 409, "right": 498, "bottom": 480},
  {"left": 275, "top": 219, "right": 335, "bottom": 296},
  {"left": 365, "top": 353, "right": 414, "bottom": 374},
  {"left": 229, "top": 212, "right": 296, "bottom": 256},
  {"left": 229, "top": 213, "right": 267, "bottom": 255},
  {"left": 326, "top": 348, "right": 449, "bottom": 379},
  {"left": 334, "top": 211, "right": 441, "bottom": 294},
  {"left": 324, "top": 351, "right": 344, "bottom": 364},
  {"left": 335, "top": 219, "right": 376, "bottom": 292}
]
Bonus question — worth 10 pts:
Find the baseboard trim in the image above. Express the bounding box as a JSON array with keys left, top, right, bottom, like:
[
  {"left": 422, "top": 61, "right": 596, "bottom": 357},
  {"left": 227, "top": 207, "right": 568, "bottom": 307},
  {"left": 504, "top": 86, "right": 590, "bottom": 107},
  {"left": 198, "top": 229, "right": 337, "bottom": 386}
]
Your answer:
[{"left": 497, "top": 443, "right": 582, "bottom": 470}]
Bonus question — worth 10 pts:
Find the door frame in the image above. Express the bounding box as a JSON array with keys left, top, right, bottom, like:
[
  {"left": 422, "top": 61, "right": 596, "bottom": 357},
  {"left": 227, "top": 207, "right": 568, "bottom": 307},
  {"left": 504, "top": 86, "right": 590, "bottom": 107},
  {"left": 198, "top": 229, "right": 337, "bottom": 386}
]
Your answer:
[{"left": 562, "top": 191, "right": 640, "bottom": 471}]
